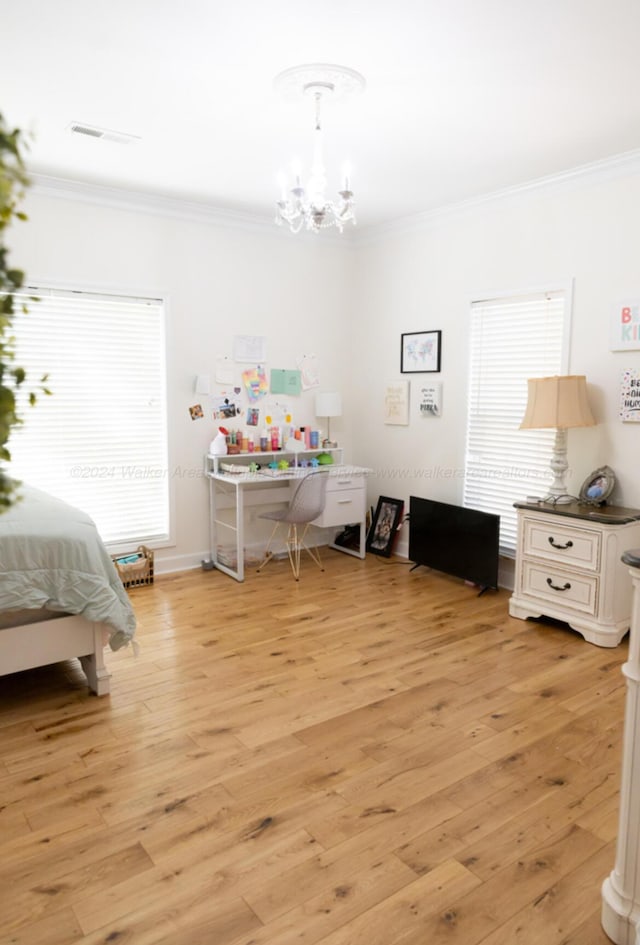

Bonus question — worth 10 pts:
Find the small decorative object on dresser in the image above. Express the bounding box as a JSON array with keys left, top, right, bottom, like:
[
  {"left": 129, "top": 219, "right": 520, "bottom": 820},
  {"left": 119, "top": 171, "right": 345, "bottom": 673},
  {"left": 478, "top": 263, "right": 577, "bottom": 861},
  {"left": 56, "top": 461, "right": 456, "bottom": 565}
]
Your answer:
[
  {"left": 579, "top": 465, "right": 615, "bottom": 506},
  {"left": 509, "top": 500, "right": 640, "bottom": 647}
]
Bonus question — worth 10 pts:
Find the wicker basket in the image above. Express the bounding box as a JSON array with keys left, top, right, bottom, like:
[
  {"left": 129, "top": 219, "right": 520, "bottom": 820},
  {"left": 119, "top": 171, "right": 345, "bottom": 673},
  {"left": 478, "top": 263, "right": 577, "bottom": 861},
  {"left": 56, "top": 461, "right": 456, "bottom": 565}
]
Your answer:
[{"left": 113, "top": 545, "right": 154, "bottom": 588}]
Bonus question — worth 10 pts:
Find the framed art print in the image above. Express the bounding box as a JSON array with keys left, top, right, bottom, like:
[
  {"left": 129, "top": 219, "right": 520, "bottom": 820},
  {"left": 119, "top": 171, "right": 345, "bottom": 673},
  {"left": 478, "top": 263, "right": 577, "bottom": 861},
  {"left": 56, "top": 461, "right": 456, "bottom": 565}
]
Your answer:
[
  {"left": 401, "top": 330, "right": 441, "bottom": 373},
  {"left": 366, "top": 496, "right": 404, "bottom": 557}
]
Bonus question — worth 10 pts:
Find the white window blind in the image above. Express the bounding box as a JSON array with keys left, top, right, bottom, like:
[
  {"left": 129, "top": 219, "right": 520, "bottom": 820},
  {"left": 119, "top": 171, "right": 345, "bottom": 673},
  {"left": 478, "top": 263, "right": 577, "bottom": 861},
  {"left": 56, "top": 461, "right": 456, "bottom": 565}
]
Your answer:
[
  {"left": 8, "top": 287, "right": 169, "bottom": 547},
  {"left": 463, "top": 290, "right": 567, "bottom": 555}
]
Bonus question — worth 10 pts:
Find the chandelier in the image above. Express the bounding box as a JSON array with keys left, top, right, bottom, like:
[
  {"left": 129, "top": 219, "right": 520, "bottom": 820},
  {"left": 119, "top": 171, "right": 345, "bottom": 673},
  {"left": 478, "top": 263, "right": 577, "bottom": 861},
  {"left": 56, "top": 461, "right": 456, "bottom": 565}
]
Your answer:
[{"left": 274, "top": 64, "right": 366, "bottom": 234}]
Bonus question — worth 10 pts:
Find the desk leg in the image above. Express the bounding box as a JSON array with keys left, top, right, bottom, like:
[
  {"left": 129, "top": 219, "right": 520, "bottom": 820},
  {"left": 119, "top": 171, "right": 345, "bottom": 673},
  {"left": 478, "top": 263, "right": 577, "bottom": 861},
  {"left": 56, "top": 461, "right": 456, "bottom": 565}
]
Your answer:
[
  {"left": 208, "top": 478, "right": 244, "bottom": 583},
  {"left": 236, "top": 482, "right": 245, "bottom": 582},
  {"left": 209, "top": 476, "right": 217, "bottom": 566}
]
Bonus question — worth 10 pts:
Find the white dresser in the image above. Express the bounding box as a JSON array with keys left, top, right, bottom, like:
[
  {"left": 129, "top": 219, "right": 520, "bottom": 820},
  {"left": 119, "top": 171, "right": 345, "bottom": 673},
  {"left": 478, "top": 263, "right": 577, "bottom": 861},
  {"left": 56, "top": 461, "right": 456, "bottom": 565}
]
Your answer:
[{"left": 509, "top": 501, "right": 640, "bottom": 647}]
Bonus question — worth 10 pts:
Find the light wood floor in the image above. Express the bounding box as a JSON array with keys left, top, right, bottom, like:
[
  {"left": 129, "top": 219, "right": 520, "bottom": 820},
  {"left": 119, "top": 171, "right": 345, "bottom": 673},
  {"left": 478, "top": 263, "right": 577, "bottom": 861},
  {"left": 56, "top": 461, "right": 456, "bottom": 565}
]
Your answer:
[{"left": 0, "top": 550, "right": 628, "bottom": 945}]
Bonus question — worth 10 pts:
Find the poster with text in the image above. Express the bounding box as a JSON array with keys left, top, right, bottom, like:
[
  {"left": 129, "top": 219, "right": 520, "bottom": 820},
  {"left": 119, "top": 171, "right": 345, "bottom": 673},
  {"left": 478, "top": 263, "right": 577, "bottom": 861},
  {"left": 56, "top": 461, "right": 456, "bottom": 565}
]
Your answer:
[
  {"left": 611, "top": 301, "right": 640, "bottom": 350},
  {"left": 620, "top": 368, "right": 640, "bottom": 421},
  {"left": 419, "top": 383, "right": 442, "bottom": 417}
]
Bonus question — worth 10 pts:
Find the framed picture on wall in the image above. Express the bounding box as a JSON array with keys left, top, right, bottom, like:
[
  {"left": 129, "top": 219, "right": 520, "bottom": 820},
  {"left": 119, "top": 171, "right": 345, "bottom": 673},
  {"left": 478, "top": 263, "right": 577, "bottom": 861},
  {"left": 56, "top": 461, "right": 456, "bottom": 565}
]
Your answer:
[{"left": 401, "top": 330, "right": 442, "bottom": 373}]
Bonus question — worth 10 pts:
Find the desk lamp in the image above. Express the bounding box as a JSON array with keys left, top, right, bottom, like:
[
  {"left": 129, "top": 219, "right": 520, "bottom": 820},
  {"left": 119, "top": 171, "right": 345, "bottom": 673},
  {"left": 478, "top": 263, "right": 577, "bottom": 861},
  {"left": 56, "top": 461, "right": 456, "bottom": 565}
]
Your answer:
[
  {"left": 519, "top": 374, "right": 596, "bottom": 504},
  {"left": 315, "top": 391, "right": 342, "bottom": 447}
]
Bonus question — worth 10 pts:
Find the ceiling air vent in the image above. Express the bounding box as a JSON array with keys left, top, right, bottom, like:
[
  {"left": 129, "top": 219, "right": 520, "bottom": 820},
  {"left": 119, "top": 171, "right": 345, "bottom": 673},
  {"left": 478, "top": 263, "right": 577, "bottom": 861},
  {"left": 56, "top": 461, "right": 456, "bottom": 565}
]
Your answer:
[{"left": 67, "top": 123, "right": 140, "bottom": 145}]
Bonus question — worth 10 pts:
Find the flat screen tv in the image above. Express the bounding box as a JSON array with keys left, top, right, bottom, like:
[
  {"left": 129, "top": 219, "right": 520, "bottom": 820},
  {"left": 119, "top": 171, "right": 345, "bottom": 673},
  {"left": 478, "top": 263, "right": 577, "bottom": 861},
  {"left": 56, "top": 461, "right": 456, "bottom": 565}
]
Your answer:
[{"left": 409, "top": 495, "right": 499, "bottom": 592}]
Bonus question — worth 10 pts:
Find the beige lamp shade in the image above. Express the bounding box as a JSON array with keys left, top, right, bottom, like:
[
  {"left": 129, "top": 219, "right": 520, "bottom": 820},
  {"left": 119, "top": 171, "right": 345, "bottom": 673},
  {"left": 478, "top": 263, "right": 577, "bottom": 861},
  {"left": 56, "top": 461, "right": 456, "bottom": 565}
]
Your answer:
[{"left": 520, "top": 375, "right": 596, "bottom": 430}]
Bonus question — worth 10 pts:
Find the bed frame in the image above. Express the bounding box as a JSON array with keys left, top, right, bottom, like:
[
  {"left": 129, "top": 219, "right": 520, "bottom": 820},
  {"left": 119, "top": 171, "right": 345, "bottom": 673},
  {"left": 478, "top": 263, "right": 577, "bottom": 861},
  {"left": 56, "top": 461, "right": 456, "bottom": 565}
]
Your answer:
[{"left": 0, "top": 614, "right": 111, "bottom": 695}]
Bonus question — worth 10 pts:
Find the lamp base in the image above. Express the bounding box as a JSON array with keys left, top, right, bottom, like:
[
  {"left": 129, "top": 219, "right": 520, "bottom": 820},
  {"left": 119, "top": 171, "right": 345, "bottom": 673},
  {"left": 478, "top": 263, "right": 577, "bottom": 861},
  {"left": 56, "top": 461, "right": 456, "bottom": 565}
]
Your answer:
[
  {"left": 322, "top": 438, "right": 338, "bottom": 449},
  {"left": 545, "top": 429, "right": 573, "bottom": 503}
]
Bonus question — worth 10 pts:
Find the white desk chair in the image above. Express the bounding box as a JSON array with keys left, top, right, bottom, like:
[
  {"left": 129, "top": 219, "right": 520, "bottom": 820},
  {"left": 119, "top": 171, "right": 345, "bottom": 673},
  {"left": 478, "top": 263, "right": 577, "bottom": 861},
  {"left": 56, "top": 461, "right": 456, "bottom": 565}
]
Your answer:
[{"left": 256, "top": 471, "right": 329, "bottom": 580}]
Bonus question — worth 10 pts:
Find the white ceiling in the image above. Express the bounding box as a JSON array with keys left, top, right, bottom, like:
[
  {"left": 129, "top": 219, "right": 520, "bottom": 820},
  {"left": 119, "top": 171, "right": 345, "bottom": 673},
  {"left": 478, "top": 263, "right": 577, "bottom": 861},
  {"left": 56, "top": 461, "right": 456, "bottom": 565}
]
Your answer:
[{"left": 3, "top": 0, "right": 640, "bottom": 230}]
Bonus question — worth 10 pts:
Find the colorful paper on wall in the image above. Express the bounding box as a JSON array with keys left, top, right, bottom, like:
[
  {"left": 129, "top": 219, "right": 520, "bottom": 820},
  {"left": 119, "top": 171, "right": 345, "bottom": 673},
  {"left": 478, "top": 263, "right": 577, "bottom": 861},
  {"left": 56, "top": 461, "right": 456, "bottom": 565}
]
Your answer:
[
  {"left": 270, "top": 369, "right": 302, "bottom": 396},
  {"left": 242, "top": 366, "right": 268, "bottom": 402}
]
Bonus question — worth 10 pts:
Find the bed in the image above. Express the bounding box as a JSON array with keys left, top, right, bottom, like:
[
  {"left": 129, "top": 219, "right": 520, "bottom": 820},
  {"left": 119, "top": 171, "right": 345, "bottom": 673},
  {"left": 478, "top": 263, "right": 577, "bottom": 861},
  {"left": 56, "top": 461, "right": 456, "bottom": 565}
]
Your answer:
[{"left": 0, "top": 484, "right": 137, "bottom": 695}]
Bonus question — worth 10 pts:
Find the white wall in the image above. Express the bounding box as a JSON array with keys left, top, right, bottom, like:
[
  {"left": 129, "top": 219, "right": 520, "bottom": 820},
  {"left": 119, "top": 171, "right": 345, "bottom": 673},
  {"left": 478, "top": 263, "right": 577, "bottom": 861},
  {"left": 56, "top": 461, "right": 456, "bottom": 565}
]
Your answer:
[
  {"left": 350, "top": 166, "right": 640, "bottom": 558},
  {"left": 8, "top": 162, "right": 640, "bottom": 574},
  {"left": 9, "top": 190, "right": 354, "bottom": 571}
]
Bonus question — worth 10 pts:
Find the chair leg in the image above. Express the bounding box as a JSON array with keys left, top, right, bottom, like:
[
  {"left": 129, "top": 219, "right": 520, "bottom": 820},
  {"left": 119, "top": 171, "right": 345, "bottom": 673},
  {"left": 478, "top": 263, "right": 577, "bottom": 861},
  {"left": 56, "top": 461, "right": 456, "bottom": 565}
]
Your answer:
[
  {"left": 285, "top": 523, "right": 302, "bottom": 580},
  {"left": 258, "top": 522, "right": 324, "bottom": 580},
  {"left": 300, "top": 523, "right": 324, "bottom": 573},
  {"left": 256, "top": 521, "right": 281, "bottom": 572}
]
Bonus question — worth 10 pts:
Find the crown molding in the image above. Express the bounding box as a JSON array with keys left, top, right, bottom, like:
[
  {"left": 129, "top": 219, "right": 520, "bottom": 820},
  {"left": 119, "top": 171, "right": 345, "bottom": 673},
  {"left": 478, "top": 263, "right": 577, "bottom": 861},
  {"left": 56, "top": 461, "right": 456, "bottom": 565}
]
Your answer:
[
  {"left": 354, "top": 147, "right": 640, "bottom": 245},
  {"left": 27, "top": 173, "right": 298, "bottom": 240},
  {"left": 28, "top": 173, "right": 353, "bottom": 246},
  {"left": 28, "top": 146, "right": 640, "bottom": 248}
]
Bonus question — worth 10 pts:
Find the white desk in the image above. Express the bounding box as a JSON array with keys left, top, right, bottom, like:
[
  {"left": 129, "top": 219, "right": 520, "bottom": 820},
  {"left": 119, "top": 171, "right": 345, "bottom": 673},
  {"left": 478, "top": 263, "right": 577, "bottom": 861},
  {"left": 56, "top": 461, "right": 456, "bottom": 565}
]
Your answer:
[{"left": 204, "top": 449, "right": 369, "bottom": 582}]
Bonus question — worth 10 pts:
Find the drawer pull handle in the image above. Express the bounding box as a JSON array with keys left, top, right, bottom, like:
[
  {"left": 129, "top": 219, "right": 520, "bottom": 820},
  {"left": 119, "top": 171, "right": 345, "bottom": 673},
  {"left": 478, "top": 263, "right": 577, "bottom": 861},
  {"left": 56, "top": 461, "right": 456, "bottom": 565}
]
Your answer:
[
  {"left": 337, "top": 499, "right": 352, "bottom": 505},
  {"left": 548, "top": 537, "right": 573, "bottom": 550},
  {"left": 546, "top": 577, "right": 571, "bottom": 592}
]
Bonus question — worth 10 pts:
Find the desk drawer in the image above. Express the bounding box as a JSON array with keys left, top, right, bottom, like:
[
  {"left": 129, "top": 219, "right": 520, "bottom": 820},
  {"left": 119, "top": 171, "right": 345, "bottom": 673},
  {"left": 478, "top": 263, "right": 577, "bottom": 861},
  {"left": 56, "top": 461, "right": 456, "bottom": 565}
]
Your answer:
[
  {"left": 315, "top": 489, "right": 365, "bottom": 527},
  {"left": 521, "top": 560, "right": 598, "bottom": 615},
  {"left": 326, "top": 473, "right": 366, "bottom": 494},
  {"left": 522, "top": 517, "right": 600, "bottom": 571}
]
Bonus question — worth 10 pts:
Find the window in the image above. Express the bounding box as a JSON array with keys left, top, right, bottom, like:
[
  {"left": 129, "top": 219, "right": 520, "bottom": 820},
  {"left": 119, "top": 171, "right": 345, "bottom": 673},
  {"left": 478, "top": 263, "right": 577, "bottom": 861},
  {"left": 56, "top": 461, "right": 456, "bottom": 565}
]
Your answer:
[
  {"left": 8, "top": 286, "right": 169, "bottom": 548},
  {"left": 463, "top": 287, "right": 569, "bottom": 555}
]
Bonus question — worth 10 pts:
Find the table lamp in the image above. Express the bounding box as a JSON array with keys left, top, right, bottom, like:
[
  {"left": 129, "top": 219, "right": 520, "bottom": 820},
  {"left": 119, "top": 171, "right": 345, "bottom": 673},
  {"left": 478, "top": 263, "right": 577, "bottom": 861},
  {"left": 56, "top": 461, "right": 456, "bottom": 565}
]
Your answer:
[
  {"left": 519, "top": 374, "right": 596, "bottom": 504},
  {"left": 315, "top": 391, "right": 342, "bottom": 447}
]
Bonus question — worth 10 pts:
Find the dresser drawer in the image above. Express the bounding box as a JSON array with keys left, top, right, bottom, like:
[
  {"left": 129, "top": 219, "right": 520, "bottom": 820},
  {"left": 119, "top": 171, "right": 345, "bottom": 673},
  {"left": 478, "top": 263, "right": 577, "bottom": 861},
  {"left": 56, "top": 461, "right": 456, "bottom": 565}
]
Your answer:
[
  {"left": 521, "top": 560, "right": 598, "bottom": 615},
  {"left": 314, "top": 488, "right": 366, "bottom": 527},
  {"left": 522, "top": 517, "right": 600, "bottom": 571}
]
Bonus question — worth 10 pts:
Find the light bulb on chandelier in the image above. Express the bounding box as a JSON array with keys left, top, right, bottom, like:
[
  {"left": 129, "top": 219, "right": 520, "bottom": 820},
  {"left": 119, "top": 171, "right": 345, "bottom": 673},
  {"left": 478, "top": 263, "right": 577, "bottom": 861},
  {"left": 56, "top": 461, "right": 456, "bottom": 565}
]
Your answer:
[{"left": 274, "top": 64, "right": 366, "bottom": 235}]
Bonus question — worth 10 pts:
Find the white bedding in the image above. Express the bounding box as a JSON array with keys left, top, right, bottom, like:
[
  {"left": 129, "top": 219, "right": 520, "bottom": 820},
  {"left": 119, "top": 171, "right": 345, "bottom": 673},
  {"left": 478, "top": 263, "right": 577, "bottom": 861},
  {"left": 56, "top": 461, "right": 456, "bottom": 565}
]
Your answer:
[{"left": 0, "top": 485, "right": 136, "bottom": 650}]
